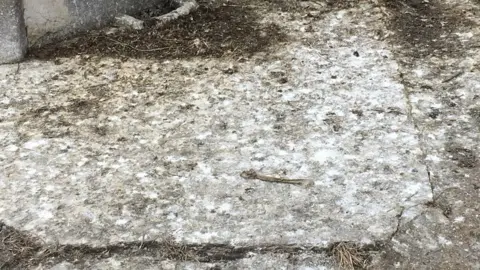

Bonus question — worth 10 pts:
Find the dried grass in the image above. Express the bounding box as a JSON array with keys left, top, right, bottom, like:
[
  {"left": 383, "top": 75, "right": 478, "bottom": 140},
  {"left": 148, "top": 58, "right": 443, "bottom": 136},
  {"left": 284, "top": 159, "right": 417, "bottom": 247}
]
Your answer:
[
  {"left": 331, "top": 242, "right": 369, "bottom": 270},
  {"left": 0, "top": 222, "right": 42, "bottom": 269}
]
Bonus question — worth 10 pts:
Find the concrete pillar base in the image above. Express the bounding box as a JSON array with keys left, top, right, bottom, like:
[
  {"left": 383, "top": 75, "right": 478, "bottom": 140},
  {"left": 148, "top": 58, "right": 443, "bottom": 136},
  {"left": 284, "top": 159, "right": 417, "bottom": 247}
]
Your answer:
[{"left": 0, "top": 0, "right": 27, "bottom": 64}]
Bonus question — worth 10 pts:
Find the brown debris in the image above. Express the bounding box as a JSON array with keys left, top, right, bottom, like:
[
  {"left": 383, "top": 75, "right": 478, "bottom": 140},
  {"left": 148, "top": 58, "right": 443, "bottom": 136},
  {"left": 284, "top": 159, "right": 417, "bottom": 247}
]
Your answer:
[
  {"left": 331, "top": 242, "right": 369, "bottom": 270},
  {"left": 28, "top": 3, "right": 286, "bottom": 61}
]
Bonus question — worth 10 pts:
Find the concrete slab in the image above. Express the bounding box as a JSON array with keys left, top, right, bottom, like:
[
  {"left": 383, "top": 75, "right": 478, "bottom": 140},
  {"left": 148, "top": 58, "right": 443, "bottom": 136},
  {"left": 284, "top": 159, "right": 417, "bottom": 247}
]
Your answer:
[
  {"left": 367, "top": 0, "right": 480, "bottom": 268},
  {"left": 0, "top": 18, "right": 432, "bottom": 248},
  {"left": 372, "top": 59, "right": 480, "bottom": 269},
  {"left": 1, "top": 0, "right": 479, "bottom": 268}
]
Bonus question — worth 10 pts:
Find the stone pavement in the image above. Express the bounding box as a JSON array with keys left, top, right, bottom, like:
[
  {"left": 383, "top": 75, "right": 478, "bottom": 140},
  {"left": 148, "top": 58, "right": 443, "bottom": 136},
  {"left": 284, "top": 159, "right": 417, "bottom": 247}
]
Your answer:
[{"left": 0, "top": 0, "right": 479, "bottom": 269}]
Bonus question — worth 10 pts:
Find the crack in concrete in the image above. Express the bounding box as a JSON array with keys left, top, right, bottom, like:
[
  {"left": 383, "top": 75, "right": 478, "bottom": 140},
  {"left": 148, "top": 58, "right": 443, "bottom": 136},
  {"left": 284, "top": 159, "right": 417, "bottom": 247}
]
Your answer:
[
  {"left": 389, "top": 207, "right": 405, "bottom": 241},
  {"left": 388, "top": 201, "right": 432, "bottom": 242},
  {"left": 397, "top": 71, "right": 436, "bottom": 203},
  {"left": 384, "top": 61, "right": 437, "bottom": 244},
  {"left": 426, "top": 167, "right": 435, "bottom": 198}
]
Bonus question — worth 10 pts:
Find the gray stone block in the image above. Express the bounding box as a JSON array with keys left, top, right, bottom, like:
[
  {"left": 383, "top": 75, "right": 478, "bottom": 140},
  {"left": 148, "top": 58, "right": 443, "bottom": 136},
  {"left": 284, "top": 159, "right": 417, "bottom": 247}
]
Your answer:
[{"left": 0, "top": 0, "right": 27, "bottom": 64}]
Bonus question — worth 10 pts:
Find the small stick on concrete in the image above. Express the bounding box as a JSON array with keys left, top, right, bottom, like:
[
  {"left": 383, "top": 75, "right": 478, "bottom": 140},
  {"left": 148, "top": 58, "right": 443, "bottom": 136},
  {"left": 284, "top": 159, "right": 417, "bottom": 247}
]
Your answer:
[
  {"left": 240, "top": 169, "right": 314, "bottom": 187},
  {"left": 152, "top": 0, "right": 199, "bottom": 28},
  {"left": 442, "top": 71, "right": 464, "bottom": 83}
]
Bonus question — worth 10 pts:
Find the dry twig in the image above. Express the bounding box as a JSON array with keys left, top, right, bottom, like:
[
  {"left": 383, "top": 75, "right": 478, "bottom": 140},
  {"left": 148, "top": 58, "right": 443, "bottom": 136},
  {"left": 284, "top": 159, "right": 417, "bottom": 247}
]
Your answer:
[{"left": 331, "top": 242, "right": 368, "bottom": 270}]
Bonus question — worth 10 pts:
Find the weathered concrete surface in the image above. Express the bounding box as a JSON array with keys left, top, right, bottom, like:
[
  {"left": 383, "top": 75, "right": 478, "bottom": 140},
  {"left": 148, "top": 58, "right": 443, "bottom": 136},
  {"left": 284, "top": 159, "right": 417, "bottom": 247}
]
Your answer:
[
  {"left": 382, "top": 59, "right": 480, "bottom": 269},
  {"left": 0, "top": 0, "right": 27, "bottom": 64},
  {"left": 24, "top": 0, "right": 163, "bottom": 46},
  {"left": 368, "top": 0, "right": 480, "bottom": 268},
  {"left": 0, "top": 8, "right": 431, "bottom": 248},
  {"left": 0, "top": 0, "right": 479, "bottom": 269}
]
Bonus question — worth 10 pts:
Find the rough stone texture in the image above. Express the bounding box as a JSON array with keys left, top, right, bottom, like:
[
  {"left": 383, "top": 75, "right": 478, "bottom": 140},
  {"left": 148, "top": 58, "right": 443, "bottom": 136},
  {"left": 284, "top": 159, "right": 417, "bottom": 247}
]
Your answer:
[
  {"left": 369, "top": 0, "right": 480, "bottom": 268},
  {"left": 387, "top": 55, "right": 480, "bottom": 269},
  {"left": 0, "top": 9, "right": 432, "bottom": 248},
  {"left": 1, "top": 0, "right": 479, "bottom": 269},
  {"left": 0, "top": 0, "right": 27, "bottom": 64}
]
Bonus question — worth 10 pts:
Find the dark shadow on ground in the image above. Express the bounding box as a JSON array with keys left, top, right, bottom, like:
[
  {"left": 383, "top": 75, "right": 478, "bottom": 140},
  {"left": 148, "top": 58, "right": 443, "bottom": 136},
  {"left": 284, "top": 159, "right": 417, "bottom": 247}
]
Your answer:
[
  {"left": 28, "top": 3, "right": 287, "bottom": 61},
  {"left": 381, "top": 0, "right": 475, "bottom": 58}
]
